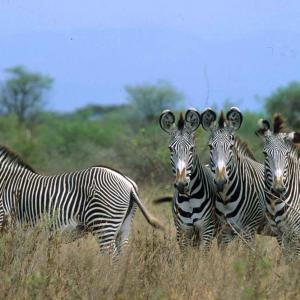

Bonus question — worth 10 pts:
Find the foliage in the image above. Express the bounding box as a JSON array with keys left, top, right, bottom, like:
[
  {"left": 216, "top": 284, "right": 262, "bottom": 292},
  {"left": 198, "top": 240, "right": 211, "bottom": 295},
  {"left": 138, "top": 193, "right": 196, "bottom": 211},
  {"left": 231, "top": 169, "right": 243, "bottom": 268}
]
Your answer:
[
  {"left": 72, "top": 104, "right": 127, "bottom": 121},
  {"left": 0, "top": 104, "right": 265, "bottom": 182},
  {"left": 125, "top": 80, "right": 184, "bottom": 126},
  {"left": 0, "top": 66, "right": 53, "bottom": 124},
  {"left": 265, "top": 81, "right": 300, "bottom": 129}
]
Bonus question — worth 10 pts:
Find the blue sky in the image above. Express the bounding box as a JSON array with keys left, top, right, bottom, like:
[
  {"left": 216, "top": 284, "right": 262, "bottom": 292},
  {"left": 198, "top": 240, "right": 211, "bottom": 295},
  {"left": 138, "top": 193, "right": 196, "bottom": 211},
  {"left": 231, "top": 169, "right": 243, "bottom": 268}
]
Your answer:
[{"left": 1, "top": 1, "right": 300, "bottom": 111}]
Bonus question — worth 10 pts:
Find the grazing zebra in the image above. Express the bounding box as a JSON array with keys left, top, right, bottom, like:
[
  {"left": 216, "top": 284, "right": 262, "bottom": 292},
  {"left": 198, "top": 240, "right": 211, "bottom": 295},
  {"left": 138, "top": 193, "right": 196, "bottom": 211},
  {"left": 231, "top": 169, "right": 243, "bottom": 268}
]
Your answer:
[
  {"left": 256, "top": 114, "right": 300, "bottom": 257},
  {"left": 201, "top": 107, "right": 271, "bottom": 246},
  {"left": 159, "top": 109, "right": 219, "bottom": 250},
  {"left": 0, "top": 146, "right": 163, "bottom": 258}
]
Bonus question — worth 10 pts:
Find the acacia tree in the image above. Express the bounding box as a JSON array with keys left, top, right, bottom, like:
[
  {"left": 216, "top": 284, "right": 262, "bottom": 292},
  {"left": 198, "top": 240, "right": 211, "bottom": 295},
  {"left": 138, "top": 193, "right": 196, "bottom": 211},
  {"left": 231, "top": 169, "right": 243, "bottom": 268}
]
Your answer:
[
  {"left": 0, "top": 66, "right": 53, "bottom": 124},
  {"left": 126, "top": 80, "right": 184, "bottom": 124},
  {"left": 265, "top": 81, "right": 300, "bottom": 129}
]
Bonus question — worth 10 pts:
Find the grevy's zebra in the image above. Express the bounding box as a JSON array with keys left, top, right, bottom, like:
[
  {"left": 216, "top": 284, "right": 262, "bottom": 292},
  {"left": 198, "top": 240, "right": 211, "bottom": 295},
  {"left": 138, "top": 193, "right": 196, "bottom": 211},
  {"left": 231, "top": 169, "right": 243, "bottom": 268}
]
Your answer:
[
  {"left": 201, "top": 107, "right": 272, "bottom": 245},
  {"left": 256, "top": 114, "right": 300, "bottom": 257},
  {"left": 159, "top": 109, "right": 219, "bottom": 250},
  {"left": 0, "top": 146, "right": 163, "bottom": 257}
]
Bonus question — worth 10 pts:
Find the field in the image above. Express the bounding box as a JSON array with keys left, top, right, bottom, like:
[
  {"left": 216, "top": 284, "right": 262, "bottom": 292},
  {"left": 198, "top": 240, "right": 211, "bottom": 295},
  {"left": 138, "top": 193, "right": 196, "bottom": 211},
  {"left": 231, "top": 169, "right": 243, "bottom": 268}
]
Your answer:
[
  {"left": 0, "top": 85, "right": 298, "bottom": 299},
  {"left": 1, "top": 184, "right": 300, "bottom": 300}
]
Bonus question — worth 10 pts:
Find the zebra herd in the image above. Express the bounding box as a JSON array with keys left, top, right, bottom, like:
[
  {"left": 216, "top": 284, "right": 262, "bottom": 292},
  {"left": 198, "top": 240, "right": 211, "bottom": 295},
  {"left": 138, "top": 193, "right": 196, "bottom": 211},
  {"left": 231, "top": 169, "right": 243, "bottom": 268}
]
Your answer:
[
  {"left": 159, "top": 107, "right": 300, "bottom": 260},
  {"left": 0, "top": 106, "right": 299, "bottom": 261}
]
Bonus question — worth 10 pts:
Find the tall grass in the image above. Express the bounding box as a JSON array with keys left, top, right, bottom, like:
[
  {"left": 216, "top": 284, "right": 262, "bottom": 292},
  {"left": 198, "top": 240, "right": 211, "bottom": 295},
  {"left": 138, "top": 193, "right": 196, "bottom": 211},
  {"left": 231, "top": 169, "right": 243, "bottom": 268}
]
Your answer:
[{"left": 1, "top": 188, "right": 300, "bottom": 300}]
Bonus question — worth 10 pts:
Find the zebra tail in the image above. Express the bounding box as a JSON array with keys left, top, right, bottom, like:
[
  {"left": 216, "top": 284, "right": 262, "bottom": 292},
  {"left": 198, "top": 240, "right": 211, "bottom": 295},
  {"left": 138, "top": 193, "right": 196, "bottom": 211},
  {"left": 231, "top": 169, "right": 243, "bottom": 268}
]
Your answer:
[
  {"left": 153, "top": 196, "right": 173, "bottom": 205},
  {"left": 131, "top": 190, "right": 165, "bottom": 231}
]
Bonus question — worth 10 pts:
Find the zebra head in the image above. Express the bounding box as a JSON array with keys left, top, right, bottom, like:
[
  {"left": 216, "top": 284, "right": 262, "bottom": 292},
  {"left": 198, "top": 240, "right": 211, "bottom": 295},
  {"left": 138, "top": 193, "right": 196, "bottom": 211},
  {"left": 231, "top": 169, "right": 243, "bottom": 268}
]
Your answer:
[
  {"left": 159, "top": 109, "right": 201, "bottom": 195},
  {"left": 201, "top": 107, "right": 243, "bottom": 192},
  {"left": 256, "top": 114, "right": 300, "bottom": 195}
]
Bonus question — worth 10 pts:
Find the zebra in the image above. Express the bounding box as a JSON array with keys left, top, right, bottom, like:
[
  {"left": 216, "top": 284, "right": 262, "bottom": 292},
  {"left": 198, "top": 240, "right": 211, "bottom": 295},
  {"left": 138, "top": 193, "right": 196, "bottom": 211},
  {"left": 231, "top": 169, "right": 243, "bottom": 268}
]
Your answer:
[
  {"left": 159, "top": 108, "right": 219, "bottom": 250},
  {"left": 256, "top": 114, "right": 300, "bottom": 257},
  {"left": 201, "top": 107, "right": 272, "bottom": 246},
  {"left": 0, "top": 145, "right": 164, "bottom": 259}
]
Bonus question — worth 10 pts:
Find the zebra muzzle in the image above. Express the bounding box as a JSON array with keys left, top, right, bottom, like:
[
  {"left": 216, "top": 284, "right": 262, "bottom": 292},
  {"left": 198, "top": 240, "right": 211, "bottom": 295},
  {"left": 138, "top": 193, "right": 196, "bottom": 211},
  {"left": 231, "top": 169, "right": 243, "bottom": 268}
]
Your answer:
[
  {"left": 272, "top": 177, "right": 285, "bottom": 194},
  {"left": 215, "top": 166, "right": 228, "bottom": 192},
  {"left": 175, "top": 166, "right": 190, "bottom": 194},
  {"left": 214, "top": 179, "right": 227, "bottom": 193},
  {"left": 174, "top": 181, "right": 189, "bottom": 195}
]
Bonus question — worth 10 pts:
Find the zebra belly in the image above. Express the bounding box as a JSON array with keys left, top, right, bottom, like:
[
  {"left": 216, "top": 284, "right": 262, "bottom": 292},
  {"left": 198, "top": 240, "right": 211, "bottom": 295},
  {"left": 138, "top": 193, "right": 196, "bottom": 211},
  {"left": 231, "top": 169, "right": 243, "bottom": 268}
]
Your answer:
[
  {"left": 55, "top": 219, "right": 80, "bottom": 231},
  {"left": 265, "top": 212, "right": 279, "bottom": 235}
]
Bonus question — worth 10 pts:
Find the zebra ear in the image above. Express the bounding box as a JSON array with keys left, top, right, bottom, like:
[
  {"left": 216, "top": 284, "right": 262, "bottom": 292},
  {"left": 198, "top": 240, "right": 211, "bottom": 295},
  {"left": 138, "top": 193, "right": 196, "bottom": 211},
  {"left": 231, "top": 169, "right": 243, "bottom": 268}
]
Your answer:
[
  {"left": 287, "top": 132, "right": 300, "bottom": 144},
  {"left": 293, "top": 132, "right": 300, "bottom": 143},
  {"left": 226, "top": 107, "right": 243, "bottom": 131},
  {"left": 256, "top": 119, "right": 271, "bottom": 137},
  {"left": 185, "top": 108, "right": 201, "bottom": 132},
  {"left": 201, "top": 108, "right": 217, "bottom": 131},
  {"left": 159, "top": 110, "right": 175, "bottom": 134}
]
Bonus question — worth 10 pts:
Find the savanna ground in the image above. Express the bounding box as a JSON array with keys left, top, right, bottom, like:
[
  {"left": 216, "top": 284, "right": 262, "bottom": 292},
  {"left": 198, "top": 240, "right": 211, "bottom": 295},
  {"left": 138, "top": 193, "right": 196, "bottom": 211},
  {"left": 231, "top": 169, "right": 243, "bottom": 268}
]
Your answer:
[{"left": 1, "top": 184, "right": 300, "bottom": 300}]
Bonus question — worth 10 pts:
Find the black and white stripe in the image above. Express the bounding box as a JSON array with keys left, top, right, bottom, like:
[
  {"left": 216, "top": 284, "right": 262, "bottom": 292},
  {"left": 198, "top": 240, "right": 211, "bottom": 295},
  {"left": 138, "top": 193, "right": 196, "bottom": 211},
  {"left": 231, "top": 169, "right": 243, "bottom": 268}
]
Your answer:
[
  {"left": 0, "top": 146, "right": 162, "bottom": 258},
  {"left": 257, "top": 115, "right": 300, "bottom": 257},
  {"left": 160, "top": 109, "right": 219, "bottom": 250},
  {"left": 202, "top": 108, "right": 271, "bottom": 245}
]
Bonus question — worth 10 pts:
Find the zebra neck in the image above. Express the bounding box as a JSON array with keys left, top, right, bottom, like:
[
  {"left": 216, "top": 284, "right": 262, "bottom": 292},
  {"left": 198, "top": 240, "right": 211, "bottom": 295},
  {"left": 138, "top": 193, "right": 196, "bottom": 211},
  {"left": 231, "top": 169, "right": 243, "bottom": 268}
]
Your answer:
[
  {"left": 0, "top": 159, "right": 33, "bottom": 186},
  {"left": 189, "top": 155, "right": 211, "bottom": 192},
  {"left": 175, "top": 154, "right": 212, "bottom": 208},
  {"left": 284, "top": 154, "right": 300, "bottom": 201},
  {"left": 223, "top": 150, "right": 244, "bottom": 197}
]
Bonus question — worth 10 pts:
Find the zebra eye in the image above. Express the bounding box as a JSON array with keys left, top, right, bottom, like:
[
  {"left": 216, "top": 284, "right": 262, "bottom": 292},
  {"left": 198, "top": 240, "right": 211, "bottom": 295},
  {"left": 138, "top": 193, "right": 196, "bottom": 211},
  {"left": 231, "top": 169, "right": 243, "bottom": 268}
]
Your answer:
[{"left": 208, "top": 144, "right": 213, "bottom": 150}]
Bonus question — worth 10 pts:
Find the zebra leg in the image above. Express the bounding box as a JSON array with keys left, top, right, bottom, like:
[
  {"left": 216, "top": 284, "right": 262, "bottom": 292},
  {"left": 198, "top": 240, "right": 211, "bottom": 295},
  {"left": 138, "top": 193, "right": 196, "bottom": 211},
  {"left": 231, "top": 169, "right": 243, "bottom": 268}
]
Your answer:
[
  {"left": 217, "top": 224, "right": 237, "bottom": 249},
  {"left": 88, "top": 220, "right": 117, "bottom": 257},
  {"left": 87, "top": 202, "right": 136, "bottom": 262},
  {"left": 0, "top": 199, "right": 3, "bottom": 232},
  {"left": 276, "top": 234, "right": 283, "bottom": 248},
  {"left": 295, "top": 238, "right": 300, "bottom": 258},
  {"left": 113, "top": 203, "right": 137, "bottom": 261},
  {"left": 280, "top": 232, "right": 299, "bottom": 262},
  {"left": 0, "top": 200, "right": 10, "bottom": 232},
  {"left": 61, "top": 224, "right": 89, "bottom": 243},
  {"left": 196, "top": 219, "right": 215, "bottom": 252},
  {"left": 176, "top": 226, "right": 194, "bottom": 250},
  {"left": 242, "top": 228, "right": 257, "bottom": 250}
]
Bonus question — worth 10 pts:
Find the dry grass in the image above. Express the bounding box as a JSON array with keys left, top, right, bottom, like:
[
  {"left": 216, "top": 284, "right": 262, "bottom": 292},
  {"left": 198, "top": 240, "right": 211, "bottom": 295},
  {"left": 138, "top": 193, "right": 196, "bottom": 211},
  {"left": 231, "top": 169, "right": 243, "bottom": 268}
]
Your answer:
[{"left": 1, "top": 188, "right": 300, "bottom": 300}]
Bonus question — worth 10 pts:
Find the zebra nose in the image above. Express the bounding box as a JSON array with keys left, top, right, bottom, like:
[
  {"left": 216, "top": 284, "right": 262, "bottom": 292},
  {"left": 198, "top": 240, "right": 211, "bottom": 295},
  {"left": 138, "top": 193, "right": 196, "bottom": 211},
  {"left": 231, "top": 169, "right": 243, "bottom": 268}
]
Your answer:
[
  {"left": 275, "top": 186, "right": 285, "bottom": 194},
  {"left": 214, "top": 178, "right": 227, "bottom": 192},
  {"left": 272, "top": 183, "right": 286, "bottom": 194},
  {"left": 272, "top": 176, "right": 285, "bottom": 194},
  {"left": 174, "top": 182, "right": 189, "bottom": 194}
]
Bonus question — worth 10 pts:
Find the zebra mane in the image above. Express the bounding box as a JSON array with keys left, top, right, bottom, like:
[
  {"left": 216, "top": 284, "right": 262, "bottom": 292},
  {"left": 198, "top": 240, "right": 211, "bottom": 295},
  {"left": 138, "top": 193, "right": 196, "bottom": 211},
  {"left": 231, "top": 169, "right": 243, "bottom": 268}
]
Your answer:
[
  {"left": 0, "top": 146, "right": 36, "bottom": 173},
  {"left": 234, "top": 136, "right": 257, "bottom": 161},
  {"left": 218, "top": 111, "right": 226, "bottom": 128},
  {"left": 290, "top": 138, "right": 300, "bottom": 158},
  {"left": 272, "top": 114, "right": 300, "bottom": 156},
  {"left": 273, "top": 113, "right": 285, "bottom": 134},
  {"left": 177, "top": 113, "right": 185, "bottom": 130}
]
